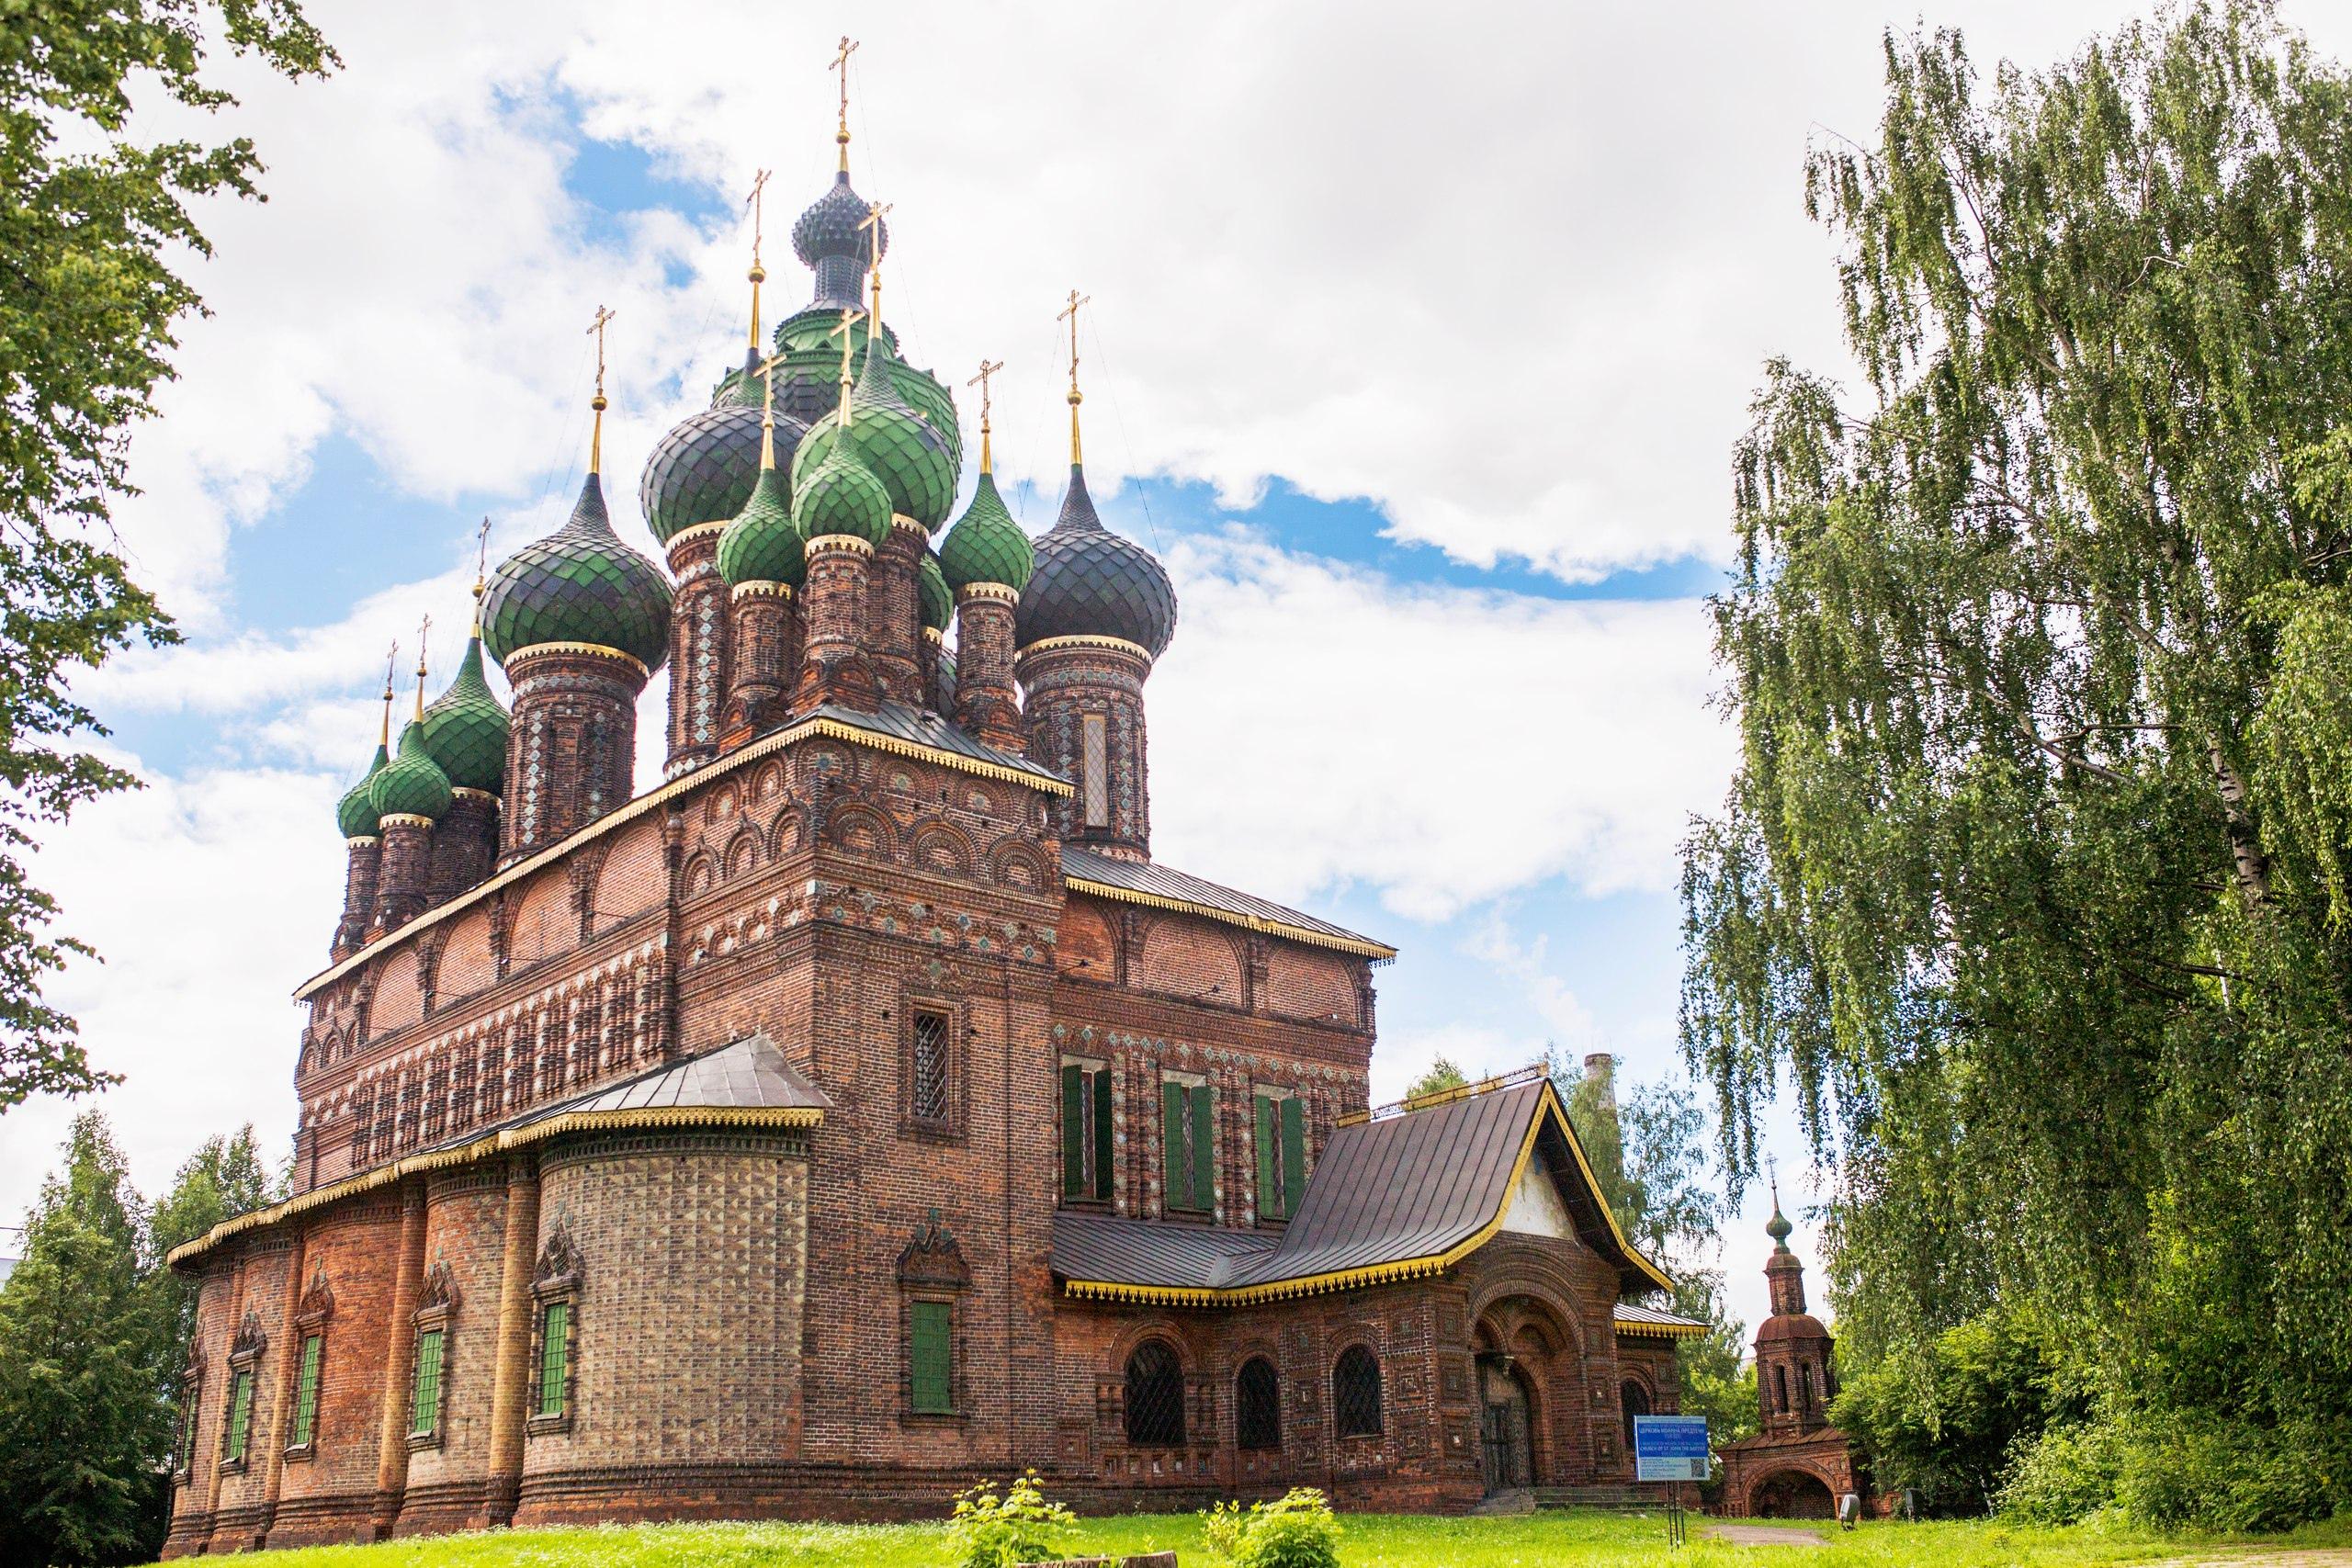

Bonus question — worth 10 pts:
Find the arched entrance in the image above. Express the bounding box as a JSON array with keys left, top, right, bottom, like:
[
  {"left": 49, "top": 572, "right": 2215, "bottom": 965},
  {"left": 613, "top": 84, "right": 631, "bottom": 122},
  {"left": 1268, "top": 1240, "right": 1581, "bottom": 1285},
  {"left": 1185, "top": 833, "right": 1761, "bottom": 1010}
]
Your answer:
[
  {"left": 1477, "top": 1357, "right": 1535, "bottom": 1495},
  {"left": 1752, "top": 1469, "right": 1837, "bottom": 1519},
  {"left": 1620, "top": 1379, "right": 1651, "bottom": 1453}
]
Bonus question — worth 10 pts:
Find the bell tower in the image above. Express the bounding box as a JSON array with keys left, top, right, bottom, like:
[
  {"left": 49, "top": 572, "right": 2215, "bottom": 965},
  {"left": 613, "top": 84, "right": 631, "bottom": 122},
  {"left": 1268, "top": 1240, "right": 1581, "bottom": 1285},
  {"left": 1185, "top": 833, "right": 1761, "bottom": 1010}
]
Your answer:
[{"left": 1753, "top": 1181, "right": 1838, "bottom": 1437}]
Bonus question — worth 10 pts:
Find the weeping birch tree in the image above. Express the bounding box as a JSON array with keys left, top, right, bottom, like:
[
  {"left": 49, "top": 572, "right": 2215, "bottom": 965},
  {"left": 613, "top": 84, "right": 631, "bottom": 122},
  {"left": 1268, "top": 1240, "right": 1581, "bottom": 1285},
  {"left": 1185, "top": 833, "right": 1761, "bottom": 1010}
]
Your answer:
[{"left": 1682, "top": 0, "right": 2352, "bottom": 1523}]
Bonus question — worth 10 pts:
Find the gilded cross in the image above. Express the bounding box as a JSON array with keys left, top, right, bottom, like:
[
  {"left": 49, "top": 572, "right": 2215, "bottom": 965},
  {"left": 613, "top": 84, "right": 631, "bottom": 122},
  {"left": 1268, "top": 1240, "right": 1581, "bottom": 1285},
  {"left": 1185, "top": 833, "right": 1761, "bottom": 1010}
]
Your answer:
[
  {"left": 859, "top": 199, "right": 892, "bottom": 318},
  {"left": 967, "top": 357, "right": 1003, "bottom": 473},
  {"left": 745, "top": 167, "right": 774, "bottom": 348},
  {"left": 752, "top": 347, "right": 790, "bottom": 463},
  {"left": 379, "top": 640, "right": 399, "bottom": 744},
  {"left": 1057, "top": 288, "right": 1091, "bottom": 462},
  {"left": 585, "top": 304, "right": 616, "bottom": 472},
  {"left": 471, "top": 517, "right": 492, "bottom": 628},
  {"left": 830, "top": 36, "right": 860, "bottom": 168},
  {"left": 414, "top": 614, "right": 433, "bottom": 717},
  {"left": 828, "top": 306, "right": 866, "bottom": 425}
]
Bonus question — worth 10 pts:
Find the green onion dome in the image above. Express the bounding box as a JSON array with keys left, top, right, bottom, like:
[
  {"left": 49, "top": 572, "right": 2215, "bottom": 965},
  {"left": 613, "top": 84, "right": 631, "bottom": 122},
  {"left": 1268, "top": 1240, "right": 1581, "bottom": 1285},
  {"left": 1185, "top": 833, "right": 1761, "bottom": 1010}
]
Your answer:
[
  {"left": 939, "top": 470, "right": 1035, "bottom": 592},
  {"left": 482, "top": 474, "right": 674, "bottom": 673},
  {"left": 639, "top": 352, "right": 810, "bottom": 547},
  {"left": 790, "top": 340, "right": 956, "bottom": 530},
  {"left": 716, "top": 466, "right": 805, "bottom": 589},
  {"left": 1016, "top": 464, "right": 1178, "bottom": 659},
  {"left": 419, "top": 634, "right": 511, "bottom": 794},
  {"left": 918, "top": 550, "right": 952, "bottom": 633},
  {"left": 890, "top": 362, "right": 963, "bottom": 475},
  {"left": 368, "top": 723, "right": 454, "bottom": 822},
  {"left": 790, "top": 431, "right": 892, "bottom": 546},
  {"left": 336, "top": 742, "right": 390, "bottom": 838}
]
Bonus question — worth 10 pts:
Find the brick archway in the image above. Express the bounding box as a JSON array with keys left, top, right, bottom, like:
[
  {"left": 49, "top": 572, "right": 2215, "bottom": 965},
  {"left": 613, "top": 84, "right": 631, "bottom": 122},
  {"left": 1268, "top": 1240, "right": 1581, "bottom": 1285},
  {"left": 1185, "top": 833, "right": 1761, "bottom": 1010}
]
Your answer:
[
  {"left": 1747, "top": 1464, "right": 1838, "bottom": 1519},
  {"left": 1471, "top": 1292, "right": 1580, "bottom": 1488}
]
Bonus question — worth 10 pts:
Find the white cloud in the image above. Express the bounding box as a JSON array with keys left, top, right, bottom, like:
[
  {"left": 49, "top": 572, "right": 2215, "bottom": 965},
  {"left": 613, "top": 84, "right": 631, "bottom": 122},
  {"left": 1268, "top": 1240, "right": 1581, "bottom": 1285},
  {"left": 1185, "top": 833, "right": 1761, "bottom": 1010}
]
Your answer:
[{"left": 1147, "top": 530, "right": 1733, "bottom": 921}]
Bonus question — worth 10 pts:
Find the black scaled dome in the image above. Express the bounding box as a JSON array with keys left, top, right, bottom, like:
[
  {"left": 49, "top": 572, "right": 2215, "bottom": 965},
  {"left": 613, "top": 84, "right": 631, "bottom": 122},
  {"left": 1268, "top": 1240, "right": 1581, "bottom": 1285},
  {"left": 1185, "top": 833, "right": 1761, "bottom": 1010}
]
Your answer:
[{"left": 1015, "top": 465, "right": 1178, "bottom": 660}]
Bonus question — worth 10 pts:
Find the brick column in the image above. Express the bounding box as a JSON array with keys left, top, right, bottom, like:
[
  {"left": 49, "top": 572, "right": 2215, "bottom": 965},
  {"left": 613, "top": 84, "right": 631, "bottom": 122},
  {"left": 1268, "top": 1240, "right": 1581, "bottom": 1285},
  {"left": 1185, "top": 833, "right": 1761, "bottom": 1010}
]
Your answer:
[
  {"left": 484, "top": 1156, "right": 541, "bottom": 1526},
  {"left": 254, "top": 1234, "right": 307, "bottom": 1546},
  {"left": 868, "top": 517, "right": 927, "bottom": 705},
  {"left": 369, "top": 1183, "right": 427, "bottom": 1538},
  {"left": 370, "top": 815, "right": 436, "bottom": 934},
  {"left": 499, "top": 645, "right": 650, "bottom": 863},
  {"left": 953, "top": 585, "right": 1024, "bottom": 751},
  {"left": 791, "top": 536, "right": 881, "bottom": 713},
  {"left": 725, "top": 582, "right": 797, "bottom": 739},
  {"left": 334, "top": 838, "right": 381, "bottom": 957},
  {"left": 429, "top": 790, "right": 499, "bottom": 900},
  {"left": 665, "top": 524, "right": 729, "bottom": 775},
  {"left": 1018, "top": 637, "right": 1154, "bottom": 861}
]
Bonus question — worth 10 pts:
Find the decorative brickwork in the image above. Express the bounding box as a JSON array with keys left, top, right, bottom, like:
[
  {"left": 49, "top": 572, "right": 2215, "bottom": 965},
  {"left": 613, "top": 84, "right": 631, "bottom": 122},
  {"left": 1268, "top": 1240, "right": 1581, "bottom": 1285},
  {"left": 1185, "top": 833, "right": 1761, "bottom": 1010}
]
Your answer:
[
  {"left": 430, "top": 791, "right": 500, "bottom": 902},
  {"left": 500, "top": 647, "right": 648, "bottom": 863},
  {"left": 371, "top": 817, "right": 437, "bottom": 935},
  {"left": 867, "top": 520, "right": 927, "bottom": 705},
  {"left": 1020, "top": 639, "right": 1152, "bottom": 861},
  {"left": 954, "top": 587, "right": 1023, "bottom": 752},
  {"left": 665, "top": 527, "right": 730, "bottom": 774},
  {"left": 336, "top": 839, "right": 381, "bottom": 958},
  {"left": 726, "top": 584, "right": 797, "bottom": 739},
  {"left": 793, "top": 536, "right": 881, "bottom": 712}
]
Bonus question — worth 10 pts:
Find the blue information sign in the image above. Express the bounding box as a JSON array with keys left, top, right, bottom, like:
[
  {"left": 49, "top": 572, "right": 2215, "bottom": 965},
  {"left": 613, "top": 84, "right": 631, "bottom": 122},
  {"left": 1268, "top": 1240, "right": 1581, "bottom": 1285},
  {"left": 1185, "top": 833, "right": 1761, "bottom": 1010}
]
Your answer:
[{"left": 1632, "top": 1415, "right": 1711, "bottom": 1483}]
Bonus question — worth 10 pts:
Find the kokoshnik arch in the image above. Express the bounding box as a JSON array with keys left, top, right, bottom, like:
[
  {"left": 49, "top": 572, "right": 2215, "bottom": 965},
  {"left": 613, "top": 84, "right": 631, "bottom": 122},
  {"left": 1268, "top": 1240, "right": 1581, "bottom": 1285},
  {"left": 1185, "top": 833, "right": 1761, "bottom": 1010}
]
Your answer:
[{"left": 159, "top": 51, "right": 1705, "bottom": 1553}]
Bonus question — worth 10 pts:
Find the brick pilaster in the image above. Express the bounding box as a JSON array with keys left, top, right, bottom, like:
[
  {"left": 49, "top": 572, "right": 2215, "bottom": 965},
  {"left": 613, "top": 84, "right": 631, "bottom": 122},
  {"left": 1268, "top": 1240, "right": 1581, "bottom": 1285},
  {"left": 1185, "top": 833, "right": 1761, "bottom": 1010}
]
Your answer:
[
  {"left": 254, "top": 1231, "right": 307, "bottom": 1545},
  {"left": 369, "top": 1182, "right": 427, "bottom": 1538},
  {"left": 484, "top": 1156, "right": 540, "bottom": 1526}
]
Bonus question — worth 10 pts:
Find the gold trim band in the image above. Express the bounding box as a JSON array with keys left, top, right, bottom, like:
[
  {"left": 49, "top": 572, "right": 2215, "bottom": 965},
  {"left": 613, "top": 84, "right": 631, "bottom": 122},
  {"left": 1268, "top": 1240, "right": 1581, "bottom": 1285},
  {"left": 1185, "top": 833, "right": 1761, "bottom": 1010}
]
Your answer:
[
  {"left": 505, "top": 642, "right": 651, "bottom": 679},
  {"left": 451, "top": 787, "right": 498, "bottom": 805},
  {"left": 804, "top": 534, "right": 876, "bottom": 559},
  {"left": 1017, "top": 634, "right": 1151, "bottom": 666},
  {"left": 165, "top": 1105, "right": 825, "bottom": 1268},
  {"left": 730, "top": 581, "right": 795, "bottom": 602},
  {"left": 344, "top": 836, "right": 380, "bottom": 849},
  {"left": 378, "top": 813, "right": 436, "bottom": 829},
  {"left": 668, "top": 520, "right": 731, "bottom": 550},
  {"left": 956, "top": 582, "right": 1020, "bottom": 605}
]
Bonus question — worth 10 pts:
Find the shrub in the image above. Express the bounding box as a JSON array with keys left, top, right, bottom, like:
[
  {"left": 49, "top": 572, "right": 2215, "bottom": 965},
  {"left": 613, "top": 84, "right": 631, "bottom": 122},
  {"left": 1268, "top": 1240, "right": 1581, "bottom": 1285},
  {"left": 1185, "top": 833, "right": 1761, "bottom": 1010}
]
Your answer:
[
  {"left": 2002, "top": 1411, "right": 2350, "bottom": 1533},
  {"left": 1198, "top": 1488, "right": 1340, "bottom": 1568},
  {"left": 1999, "top": 1419, "right": 2121, "bottom": 1526},
  {"left": 947, "top": 1471, "right": 1077, "bottom": 1568}
]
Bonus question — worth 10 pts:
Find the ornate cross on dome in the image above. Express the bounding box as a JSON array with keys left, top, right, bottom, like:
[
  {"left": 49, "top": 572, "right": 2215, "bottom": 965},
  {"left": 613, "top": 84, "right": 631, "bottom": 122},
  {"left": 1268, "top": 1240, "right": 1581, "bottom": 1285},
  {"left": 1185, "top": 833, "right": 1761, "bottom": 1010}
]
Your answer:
[
  {"left": 745, "top": 167, "right": 772, "bottom": 347},
  {"left": 967, "top": 358, "right": 1003, "bottom": 474},
  {"left": 752, "top": 347, "right": 789, "bottom": 467},
  {"left": 859, "top": 200, "right": 892, "bottom": 322},
  {"left": 413, "top": 615, "right": 432, "bottom": 719},
  {"left": 379, "top": 640, "right": 399, "bottom": 746},
  {"left": 830, "top": 36, "right": 859, "bottom": 171},
  {"left": 828, "top": 306, "right": 865, "bottom": 428},
  {"left": 1058, "top": 288, "right": 1091, "bottom": 463},
  {"left": 585, "top": 304, "right": 616, "bottom": 474},
  {"left": 471, "top": 516, "right": 492, "bottom": 630}
]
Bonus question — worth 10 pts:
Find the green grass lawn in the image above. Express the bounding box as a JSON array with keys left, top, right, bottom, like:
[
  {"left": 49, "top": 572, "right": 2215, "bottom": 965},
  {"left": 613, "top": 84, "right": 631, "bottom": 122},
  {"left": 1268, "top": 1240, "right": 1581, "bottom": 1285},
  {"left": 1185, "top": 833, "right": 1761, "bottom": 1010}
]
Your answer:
[{"left": 183, "top": 1508, "right": 2352, "bottom": 1568}]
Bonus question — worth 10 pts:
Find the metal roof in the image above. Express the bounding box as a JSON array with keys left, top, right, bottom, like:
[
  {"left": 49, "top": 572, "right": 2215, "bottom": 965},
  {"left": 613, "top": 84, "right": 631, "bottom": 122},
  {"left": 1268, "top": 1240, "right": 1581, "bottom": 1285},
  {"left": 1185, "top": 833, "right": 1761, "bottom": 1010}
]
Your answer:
[
  {"left": 1052, "top": 1078, "right": 1675, "bottom": 1304},
  {"left": 1060, "top": 847, "right": 1395, "bottom": 959},
  {"left": 800, "top": 699, "right": 1070, "bottom": 793},
  {"left": 1613, "top": 1301, "right": 1711, "bottom": 1337},
  {"left": 543, "top": 1032, "right": 832, "bottom": 1118}
]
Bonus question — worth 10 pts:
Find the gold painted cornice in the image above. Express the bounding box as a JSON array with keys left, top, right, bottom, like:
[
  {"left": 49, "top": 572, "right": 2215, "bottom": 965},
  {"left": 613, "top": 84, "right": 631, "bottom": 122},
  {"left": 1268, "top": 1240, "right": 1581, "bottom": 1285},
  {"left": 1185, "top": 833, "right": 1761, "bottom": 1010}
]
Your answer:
[
  {"left": 504, "top": 641, "right": 652, "bottom": 679},
  {"left": 730, "top": 581, "right": 795, "bottom": 602},
  {"left": 378, "top": 813, "right": 436, "bottom": 830},
  {"left": 956, "top": 582, "right": 1019, "bottom": 605},
  {"left": 1015, "top": 634, "right": 1152, "bottom": 668},
  {"left": 803, "top": 535, "right": 876, "bottom": 560},
  {"left": 1063, "top": 877, "right": 1396, "bottom": 961}
]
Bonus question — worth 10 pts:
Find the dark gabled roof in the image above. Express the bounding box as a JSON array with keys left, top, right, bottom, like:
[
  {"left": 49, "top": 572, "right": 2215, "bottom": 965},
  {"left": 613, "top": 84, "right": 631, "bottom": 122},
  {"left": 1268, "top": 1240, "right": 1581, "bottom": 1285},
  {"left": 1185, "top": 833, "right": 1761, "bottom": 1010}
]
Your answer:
[
  {"left": 167, "top": 1036, "right": 829, "bottom": 1269},
  {"left": 1060, "top": 846, "right": 1395, "bottom": 960},
  {"left": 799, "top": 699, "right": 1071, "bottom": 795},
  {"left": 1052, "top": 1078, "right": 1674, "bottom": 1305},
  {"left": 1614, "top": 1301, "right": 1711, "bottom": 1339}
]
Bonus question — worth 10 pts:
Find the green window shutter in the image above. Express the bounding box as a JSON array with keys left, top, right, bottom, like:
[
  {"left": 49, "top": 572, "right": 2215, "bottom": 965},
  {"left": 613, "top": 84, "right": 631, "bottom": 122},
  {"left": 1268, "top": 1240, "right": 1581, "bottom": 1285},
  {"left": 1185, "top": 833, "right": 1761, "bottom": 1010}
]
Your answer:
[
  {"left": 1061, "top": 1064, "right": 1086, "bottom": 1199},
  {"left": 537, "top": 1303, "right": 570, "bottom": 1418},
  {"left": 1162, "top": 1079, "right": 1189, "bottom": 1210},
  {"left": 411, "top": 1328, "right": 445, "bottom": 1436},
  {"left": 225, "top": 1370, "right": 253, "bottom": 1462},
  {"left": 290, "top": 1333, "right": 322, "bottom": 1447},
  {"left": 910, "top": 1301, "right": 952, "bottom": 1415},
  {"left": 1255, "top": 1095, "right": 1280, "bottom": 1219},
  {"left": 1092, "top": 1066, "right": 1114, "bottom": 1201},
  {"left": 1190, "top": 1083, "right": 1215, "bottom": 1213},
  {"left": 1281, "top": 1096, "right": 1307, "bottom": 1219}
]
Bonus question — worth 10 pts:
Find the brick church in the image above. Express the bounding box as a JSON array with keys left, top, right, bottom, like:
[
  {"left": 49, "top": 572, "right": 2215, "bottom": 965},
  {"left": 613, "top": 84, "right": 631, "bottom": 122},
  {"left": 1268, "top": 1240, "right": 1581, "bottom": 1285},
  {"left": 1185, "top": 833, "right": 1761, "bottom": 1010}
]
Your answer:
[{"left": 160, "top": 89, "right": 1703, "bottom": 1555}]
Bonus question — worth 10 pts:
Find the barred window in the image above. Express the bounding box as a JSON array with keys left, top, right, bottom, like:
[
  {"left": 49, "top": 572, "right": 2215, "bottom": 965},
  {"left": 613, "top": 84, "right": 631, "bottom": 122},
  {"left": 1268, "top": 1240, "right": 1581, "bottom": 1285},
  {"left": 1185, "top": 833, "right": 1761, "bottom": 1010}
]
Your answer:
[
  {"left": 1124, "top": 1340, "right": 1185, "bottom": 1447},
  {"left": 288, "top": 1333, "right": 323, "bottom": 1449},
  {"left": 410, "top": 1327, "right": 446, "bottom": 1438},
  {"left": 175, "top": 1373, "right": 202, "bottom": 1473},
  {"left": 909, "top": 1300, "right": 953, "bottom": 1415},
  {"left": 1236, "top": 1357, "right": 1281, "bottom": 1450},
  {"left": 534, "top": 1302, "right": 571, "bottom": 1420},
  {"left": 222, "top": 1368, "right": 254, "bottom": 1465},
  {"left": 1253, "top": 1090, "right": 1307, "bottom": 1221},
  {"left": 1059, "top": 1061, "right": 1113, "bottom": 1202},
  {"left": 910, "top": 1009, "right": 951, "bottom": 1123},
  {"left": 1333, "top": 1345, "right": 1382, "bottom": 1438}
]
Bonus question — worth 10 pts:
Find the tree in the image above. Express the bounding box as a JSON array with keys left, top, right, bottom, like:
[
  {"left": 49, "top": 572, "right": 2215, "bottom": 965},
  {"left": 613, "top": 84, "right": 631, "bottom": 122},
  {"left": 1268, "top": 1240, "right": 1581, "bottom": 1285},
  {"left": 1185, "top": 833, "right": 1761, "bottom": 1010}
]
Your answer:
[
  {"left": 0, "top": 0, "right": 336, "bottom": 1109},
  {"left": 1681, "top": 1, "right": 2352, "bottom": 1525},
  {"left": 1400, "top": 1056, "right": 1469, "bottom": 1101},
  {"left": 144, "top": 1128, "right": 273, "bottom": 1398},
  {"left": 0, "top": 1112, "right": 163, "bottom": 1565}
]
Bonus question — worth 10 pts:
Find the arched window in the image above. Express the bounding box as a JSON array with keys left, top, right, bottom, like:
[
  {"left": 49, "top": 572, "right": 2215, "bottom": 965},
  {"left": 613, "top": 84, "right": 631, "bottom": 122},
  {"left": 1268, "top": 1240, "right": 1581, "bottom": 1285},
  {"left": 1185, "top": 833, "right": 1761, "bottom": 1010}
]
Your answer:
[
  {"left": 1799, "top": 1363, "right": 1815, "bottom": 1409},
  {"left": 1236, "top": 1357, "right": 1281, "bottom": 1450},
  {"left": 1125, "top": 1340, "right": 1185, "bottom": 1447},
  {"left": 1773, "top": 1363, "right": 1790, "bottom": 1413},
  {"left": 1333, "top": 1345, "right": 1383, "bottom": 1438},
  {"left": 1621, "top": 1378, "right": 1652, "bottom": 1452}
]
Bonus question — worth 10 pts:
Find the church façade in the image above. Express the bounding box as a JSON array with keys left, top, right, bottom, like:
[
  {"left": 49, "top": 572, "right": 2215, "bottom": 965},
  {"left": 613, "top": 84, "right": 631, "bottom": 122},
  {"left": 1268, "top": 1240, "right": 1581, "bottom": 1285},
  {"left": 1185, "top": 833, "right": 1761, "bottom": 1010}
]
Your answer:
[{"left": 159, "top": 80, "right": 1703, "bottom": 1555}]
